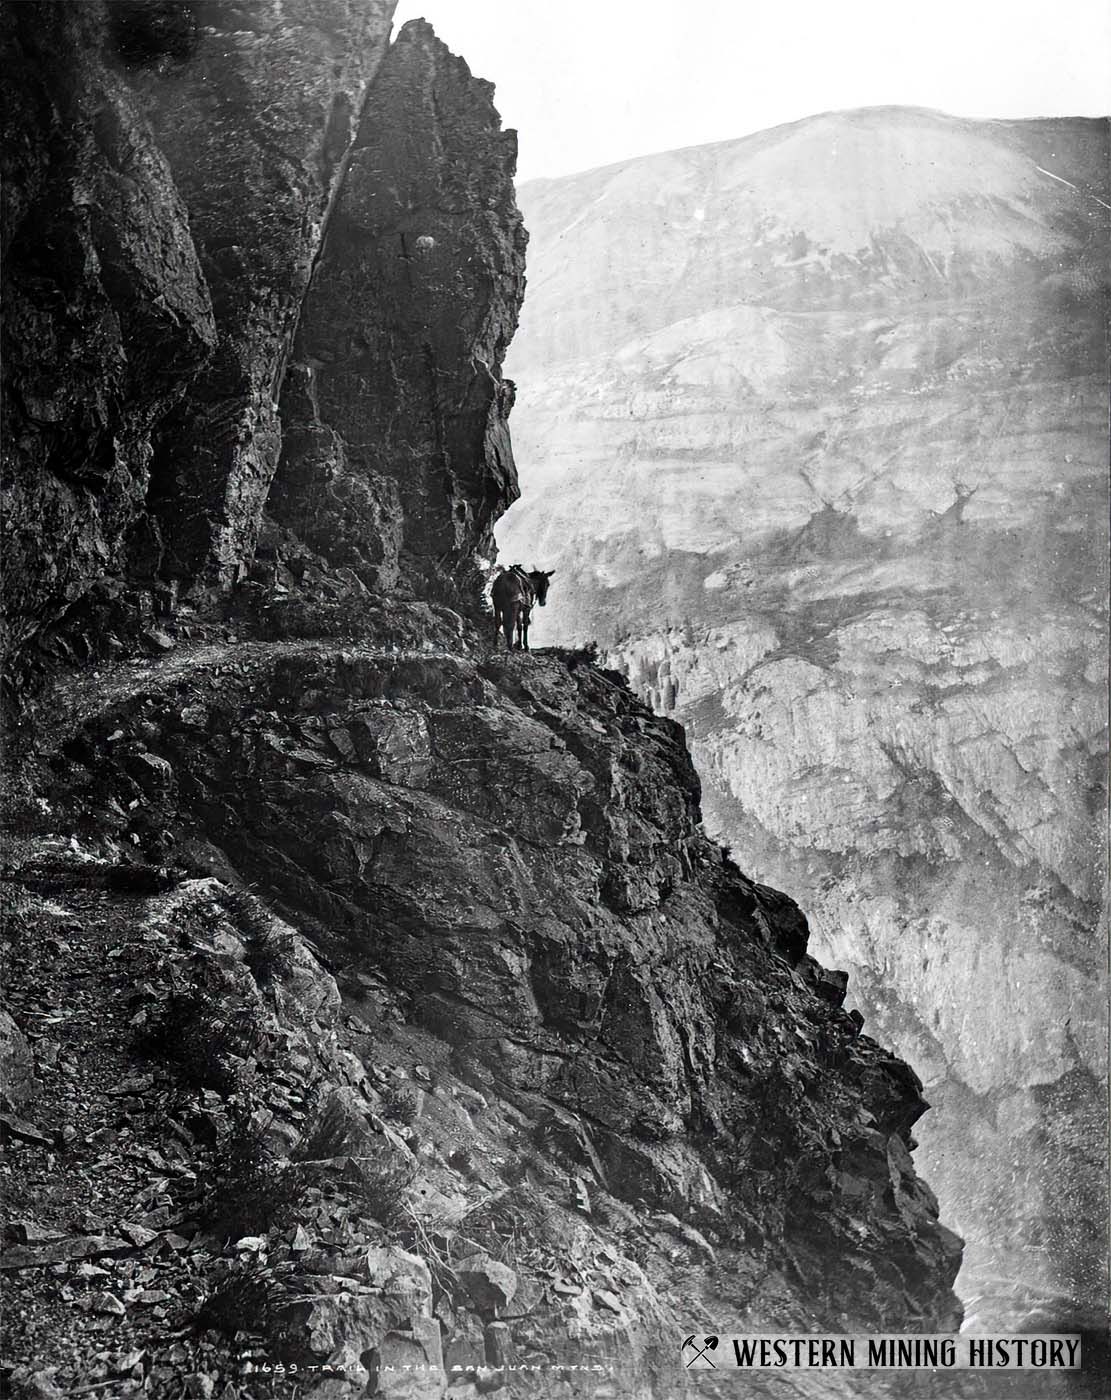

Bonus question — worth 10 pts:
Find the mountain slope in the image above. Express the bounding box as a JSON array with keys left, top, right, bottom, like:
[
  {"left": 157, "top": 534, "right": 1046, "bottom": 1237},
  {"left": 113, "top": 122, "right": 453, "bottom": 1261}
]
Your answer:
[
  {"left": 511, "top": 106, "right": 1108, "bottom": 368},
  {"left": 497, "top": 106, "right": 1110, "bottom": 1331},
  {"left": 2, "top": 18, "right": 971, "bottom": 1399}
]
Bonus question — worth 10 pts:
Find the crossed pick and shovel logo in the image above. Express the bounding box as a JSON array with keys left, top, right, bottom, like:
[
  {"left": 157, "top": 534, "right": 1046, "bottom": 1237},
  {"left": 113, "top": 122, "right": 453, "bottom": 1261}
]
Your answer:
[{"left": 682, "top": 1335, "right": 720, "bottom": 1368}]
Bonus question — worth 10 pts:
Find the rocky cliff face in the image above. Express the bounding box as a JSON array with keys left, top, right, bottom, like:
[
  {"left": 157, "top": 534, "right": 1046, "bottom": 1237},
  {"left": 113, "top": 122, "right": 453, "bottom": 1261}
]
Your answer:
[
  {"left": 2, "top": 2, "right": 522, "bottom": 698},
  {"left": 497, "top": 108, "right": 1109, "bottom": 1332},
  {"left": 1, "top": 0, "right": 217, "bottom": 682},
  {"left": 6, "top": 630, "right": 965, "bottom": 1396},
  {"left": 136, "top": 0, "right": 397, "bottom": 590},
  {"left": 271, "top": 19, "right": 527, "bottom": 604},
  {"left": 4, "top": 13, "right": 967, "bottom": 1398}
]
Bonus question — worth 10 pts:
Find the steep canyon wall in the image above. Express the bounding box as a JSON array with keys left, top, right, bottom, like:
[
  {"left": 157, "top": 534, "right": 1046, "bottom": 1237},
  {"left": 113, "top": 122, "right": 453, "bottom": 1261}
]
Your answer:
[{"left": 497, "top": 108, "right": 1110, "bottom": 1331}]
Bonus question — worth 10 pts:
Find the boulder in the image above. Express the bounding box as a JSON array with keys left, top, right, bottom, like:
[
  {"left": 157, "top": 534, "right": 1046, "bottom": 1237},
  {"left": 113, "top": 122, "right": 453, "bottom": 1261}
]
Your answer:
[
  {"left": 304, "top": 1253, "right": 442, "bottom": 1395},
  {"left": 364, "top": 1246, "right": 433, "bottom": 1314},
  {"left": 373, "top": 1322, "right": 445, "bottom": 1399},
  {"left": 454, "top": 1253, "right": 517, "bottom": 1315},
  {"left": 0, "top": 1009, "right": 36, "bottom": 1109}
]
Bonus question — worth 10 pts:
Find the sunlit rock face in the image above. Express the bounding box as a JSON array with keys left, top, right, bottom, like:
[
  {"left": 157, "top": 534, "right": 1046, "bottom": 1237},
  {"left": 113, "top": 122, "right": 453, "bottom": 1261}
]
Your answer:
[{"left": 498, "top": 106, "right": 1110, "bottom": 1326}]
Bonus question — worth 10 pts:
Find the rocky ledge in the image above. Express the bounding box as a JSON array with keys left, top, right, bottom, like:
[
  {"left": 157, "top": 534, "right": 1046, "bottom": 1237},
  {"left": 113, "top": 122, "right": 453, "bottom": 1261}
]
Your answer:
[
  {"left": 3, "top": 606, "right": 961, "bottom": 1397},
  {"left": 2, "top": 4, "right": 962, "bottom": 1396}
]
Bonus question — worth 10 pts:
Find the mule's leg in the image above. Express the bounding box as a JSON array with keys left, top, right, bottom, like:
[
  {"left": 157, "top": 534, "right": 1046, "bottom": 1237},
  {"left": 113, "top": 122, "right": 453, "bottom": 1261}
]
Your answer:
[{"left": 503, "top": 604, "right": 516, "bottom": 650}]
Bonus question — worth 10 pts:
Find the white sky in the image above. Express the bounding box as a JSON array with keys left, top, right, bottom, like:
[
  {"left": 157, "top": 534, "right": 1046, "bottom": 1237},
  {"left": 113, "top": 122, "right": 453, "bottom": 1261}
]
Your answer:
[{"left": 390, "top": 0, "right": 1111, "bottom": 181}]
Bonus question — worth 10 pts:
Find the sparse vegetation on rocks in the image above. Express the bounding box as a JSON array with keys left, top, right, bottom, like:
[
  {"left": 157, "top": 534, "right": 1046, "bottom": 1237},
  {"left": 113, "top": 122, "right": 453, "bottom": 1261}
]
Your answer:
[
  {"left": 141, "top": 982, "right": 264, "bottom": 1098},
  {"left": 221, "top": 887, "right": 297, "bottom": 986},
  {"left": 203, "top": 1101, "right": 304, "bottom": 1241}
]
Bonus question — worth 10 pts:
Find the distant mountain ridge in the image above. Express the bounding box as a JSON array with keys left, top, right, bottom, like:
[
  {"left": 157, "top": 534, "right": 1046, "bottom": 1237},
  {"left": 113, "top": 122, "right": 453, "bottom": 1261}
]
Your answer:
[
  {"left": 499, "top": 106, "right": 1110, "bottom": 1329},
  {"left": 510, "top": 106, "right": 1109, "bottom": 375}
]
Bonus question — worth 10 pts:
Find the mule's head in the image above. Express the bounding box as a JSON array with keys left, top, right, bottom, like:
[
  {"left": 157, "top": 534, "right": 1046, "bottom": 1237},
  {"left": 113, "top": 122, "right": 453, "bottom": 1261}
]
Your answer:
[{"left": 529, "top": 568, "right": 555, "bottom": 606}]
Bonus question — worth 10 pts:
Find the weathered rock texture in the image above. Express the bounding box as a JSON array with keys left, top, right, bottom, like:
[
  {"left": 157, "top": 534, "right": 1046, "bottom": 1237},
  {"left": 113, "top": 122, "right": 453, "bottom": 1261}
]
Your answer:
[
  {"left": 18, "top": 631, "right": 963, "bottom": 1396},
  {"left": 0, "top": 1004, "right": 37, "bottom": 1109},
  {"left": 138, "top": 0, "right": 398, "bottom": 590},
  {"left": 1, "top": 0, "right": 216, "bottom": 680},
  {"left": 271, "top": 20, "right": 527, "bottom": 605},
  {"left": 497, "top": 108, "right": 1110, "bottom": 1331},
  {"left": 1, "top": 3, "right": 530, "bottom": 701},
  {"left": 2, "top": 13, "right": 972, "bottom": 1398}
]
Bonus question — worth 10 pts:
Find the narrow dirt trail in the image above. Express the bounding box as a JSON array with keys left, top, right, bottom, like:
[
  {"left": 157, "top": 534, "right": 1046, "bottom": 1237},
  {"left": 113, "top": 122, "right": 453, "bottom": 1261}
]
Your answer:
[{"left": 23, "top": 634, "right": 484, "bottom": 761}]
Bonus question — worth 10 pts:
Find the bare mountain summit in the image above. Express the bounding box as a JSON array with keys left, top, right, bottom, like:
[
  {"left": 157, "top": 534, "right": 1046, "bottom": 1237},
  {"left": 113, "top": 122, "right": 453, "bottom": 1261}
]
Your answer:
[{"left": 499, "top": 106, "right": 1110, "bottom": 1331}]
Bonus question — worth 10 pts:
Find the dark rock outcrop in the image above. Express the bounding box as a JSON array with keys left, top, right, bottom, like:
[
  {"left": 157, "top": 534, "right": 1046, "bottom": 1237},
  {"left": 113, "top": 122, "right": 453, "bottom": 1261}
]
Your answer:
[
  {"left": 0, "top": 1005, "right": 37, "bottom": 1109},
  {"left": 138, "top": 0, "right": 397, "bottom": 589},
  {"left": 271, "top": 19, "right": 528, "bottom": 606},
  {"left": 2, "top": 4, "right": 526, "bottom": 700},
  {"left": 1, "top": 7, "right": 968, "bottom": 1395},
  {"left": 51, "top": 636, "right": 963, "bottom": 1355},
  {"left": 1, "top": 0, "right": 216, "bottom": 681}
]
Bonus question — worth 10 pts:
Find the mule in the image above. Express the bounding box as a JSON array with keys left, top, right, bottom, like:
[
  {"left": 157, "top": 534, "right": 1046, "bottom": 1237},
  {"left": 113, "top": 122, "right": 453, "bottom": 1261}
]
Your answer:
[{"left": 491, "top": 565, "right": 555, "bottom": 651}]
